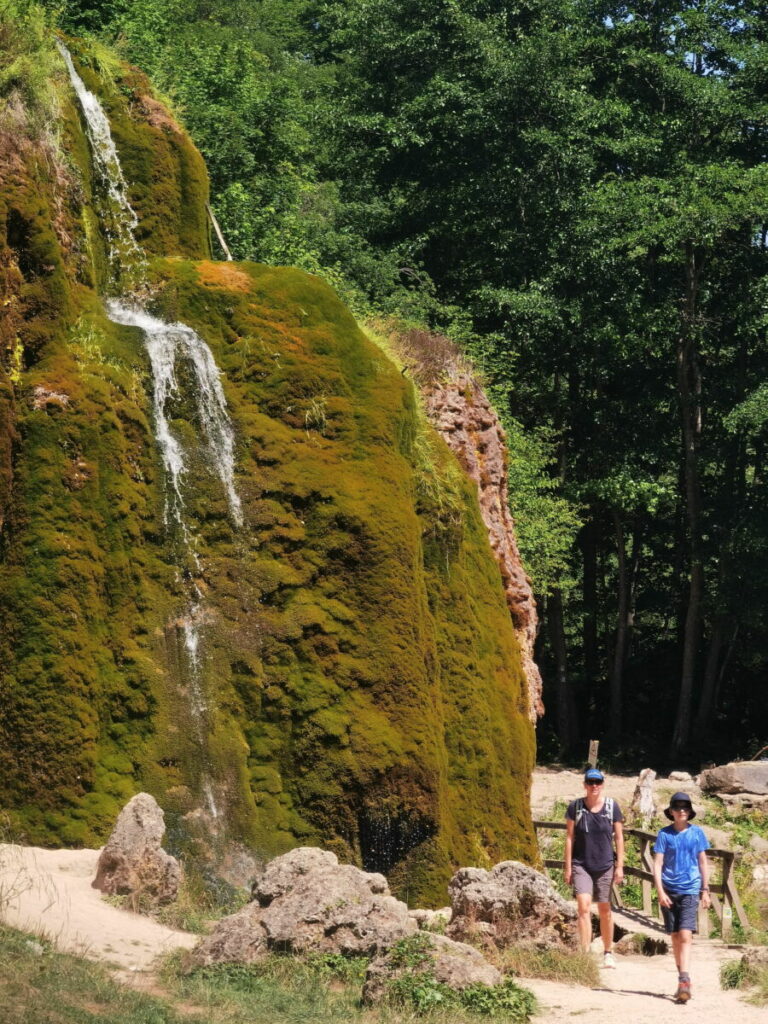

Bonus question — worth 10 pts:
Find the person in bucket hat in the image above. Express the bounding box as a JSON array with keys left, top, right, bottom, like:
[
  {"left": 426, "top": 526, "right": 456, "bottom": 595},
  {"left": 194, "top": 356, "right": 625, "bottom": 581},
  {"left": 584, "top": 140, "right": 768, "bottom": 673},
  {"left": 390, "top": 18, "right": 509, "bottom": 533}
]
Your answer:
[
  {"left": 653, "top": 792, "right": 711, "bottom": 1003},
  {"left": 564, "top": 768, "right": 625, "bottom": 969}
]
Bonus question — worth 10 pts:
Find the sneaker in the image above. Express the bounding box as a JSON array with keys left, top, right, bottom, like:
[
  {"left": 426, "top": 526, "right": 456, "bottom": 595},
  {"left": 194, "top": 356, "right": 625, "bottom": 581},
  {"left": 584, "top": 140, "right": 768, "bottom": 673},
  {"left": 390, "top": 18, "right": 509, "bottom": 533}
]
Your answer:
[
  {"left": 674, "top": 979, "right": 691, "bottom": 1003},
  {"left": 602, "top": 952, "right": 617, "bottom": 969}
]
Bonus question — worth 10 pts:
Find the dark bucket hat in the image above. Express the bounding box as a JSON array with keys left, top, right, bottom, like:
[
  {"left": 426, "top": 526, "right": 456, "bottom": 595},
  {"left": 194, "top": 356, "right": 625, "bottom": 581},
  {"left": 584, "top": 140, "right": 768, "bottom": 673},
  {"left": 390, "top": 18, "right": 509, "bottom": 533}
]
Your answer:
[{"left": 664, "top": 791, "right": 696, "bottom": 820}]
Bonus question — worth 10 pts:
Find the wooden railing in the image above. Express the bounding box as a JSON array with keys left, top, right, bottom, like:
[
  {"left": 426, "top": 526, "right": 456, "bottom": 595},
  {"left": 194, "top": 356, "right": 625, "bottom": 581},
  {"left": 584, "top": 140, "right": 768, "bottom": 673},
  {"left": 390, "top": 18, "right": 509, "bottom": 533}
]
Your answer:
[{"left": 533, "top": 820, "right": 749, "bottom": 938}]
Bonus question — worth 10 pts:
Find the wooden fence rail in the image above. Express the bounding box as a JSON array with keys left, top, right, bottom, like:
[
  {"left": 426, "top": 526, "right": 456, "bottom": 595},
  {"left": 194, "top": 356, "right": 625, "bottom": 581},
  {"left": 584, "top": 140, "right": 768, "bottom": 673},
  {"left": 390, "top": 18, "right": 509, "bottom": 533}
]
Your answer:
[{"left": 533, "top": 820, "right": 749, "bottom": 938}]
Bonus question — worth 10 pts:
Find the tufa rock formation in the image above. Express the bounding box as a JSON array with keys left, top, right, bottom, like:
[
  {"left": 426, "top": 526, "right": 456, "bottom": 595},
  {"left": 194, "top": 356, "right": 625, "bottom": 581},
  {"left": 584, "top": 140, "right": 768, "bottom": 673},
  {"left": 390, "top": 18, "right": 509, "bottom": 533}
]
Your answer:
[
  {"left": 0, "top": 28, "right": 536, "bottom": 903},
  {"left": 92, "top": 792, "right": 180, "bottom": 905},
  {"left": 447, "top": 860, "right": 577, "bottom": 950},
  {"left": 385, "top": 327, "right": 542, "bottom": 722},
  {"left": 192, "top": 847, "right": 416, "bottom": 966}
]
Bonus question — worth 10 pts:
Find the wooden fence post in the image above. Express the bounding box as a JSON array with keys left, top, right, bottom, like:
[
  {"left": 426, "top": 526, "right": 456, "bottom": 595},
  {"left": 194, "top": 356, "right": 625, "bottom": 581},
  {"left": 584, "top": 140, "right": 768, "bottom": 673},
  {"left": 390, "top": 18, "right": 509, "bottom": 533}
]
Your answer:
[{"left": 588, "top": 740, "right": 599, "bottom": 767}]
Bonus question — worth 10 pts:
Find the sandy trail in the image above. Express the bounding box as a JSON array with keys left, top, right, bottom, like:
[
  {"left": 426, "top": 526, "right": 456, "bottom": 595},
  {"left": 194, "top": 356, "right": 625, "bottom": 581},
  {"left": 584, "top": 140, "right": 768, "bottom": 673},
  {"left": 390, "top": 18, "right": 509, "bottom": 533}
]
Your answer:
[{"left": 0, "top": 843, "right": 196, "bottom": 970}]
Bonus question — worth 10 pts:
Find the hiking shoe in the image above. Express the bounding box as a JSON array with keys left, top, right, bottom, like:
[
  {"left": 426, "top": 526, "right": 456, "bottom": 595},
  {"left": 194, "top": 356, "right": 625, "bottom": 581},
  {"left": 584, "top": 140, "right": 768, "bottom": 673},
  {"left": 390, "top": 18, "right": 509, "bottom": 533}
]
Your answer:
[
  {"left": 674, "top": 979, "right": 691, "bottom": 1003},
  {"left": 602, "top": 952, "right": 617, "bottom": 969}
]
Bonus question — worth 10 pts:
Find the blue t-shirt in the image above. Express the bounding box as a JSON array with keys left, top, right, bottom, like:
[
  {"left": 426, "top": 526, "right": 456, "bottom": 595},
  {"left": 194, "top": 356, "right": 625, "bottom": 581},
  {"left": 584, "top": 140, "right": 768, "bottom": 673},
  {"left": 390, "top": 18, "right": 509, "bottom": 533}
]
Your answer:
[{"left": 654, "top": 824, "right": 709, "bottom": 895}]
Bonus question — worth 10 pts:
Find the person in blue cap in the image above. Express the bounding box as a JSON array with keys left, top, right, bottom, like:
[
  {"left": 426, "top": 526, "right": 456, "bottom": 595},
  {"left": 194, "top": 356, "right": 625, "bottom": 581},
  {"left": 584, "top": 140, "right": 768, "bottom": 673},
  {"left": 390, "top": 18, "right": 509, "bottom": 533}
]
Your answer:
[
  {"left": 653, "top": 792, "right": 710, "bottom": 1003},
  {"left": 564, "top": 768, "right": 625, "bottom": 968}
]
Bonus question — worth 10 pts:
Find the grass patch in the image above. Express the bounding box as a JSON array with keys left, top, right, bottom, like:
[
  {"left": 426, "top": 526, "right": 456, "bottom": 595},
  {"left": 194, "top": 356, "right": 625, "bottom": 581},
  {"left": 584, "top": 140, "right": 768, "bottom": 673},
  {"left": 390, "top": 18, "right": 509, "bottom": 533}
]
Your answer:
[
  {"left": 493, "top": 945, "right": 599, "bottom": 987},
  {"left": 720, "top": 957, "right": 768, "bottom": 1006},
  {"left": 0, "top": 924, "right": 192, "bottom": 1023}
]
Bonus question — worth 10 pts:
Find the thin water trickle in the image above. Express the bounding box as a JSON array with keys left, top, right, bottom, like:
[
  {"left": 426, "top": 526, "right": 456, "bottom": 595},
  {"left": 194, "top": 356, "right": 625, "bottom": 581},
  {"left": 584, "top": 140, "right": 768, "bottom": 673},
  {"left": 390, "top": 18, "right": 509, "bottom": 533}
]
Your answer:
[{"left": 59, "top": 41, "right": 241, "bottom": 823}]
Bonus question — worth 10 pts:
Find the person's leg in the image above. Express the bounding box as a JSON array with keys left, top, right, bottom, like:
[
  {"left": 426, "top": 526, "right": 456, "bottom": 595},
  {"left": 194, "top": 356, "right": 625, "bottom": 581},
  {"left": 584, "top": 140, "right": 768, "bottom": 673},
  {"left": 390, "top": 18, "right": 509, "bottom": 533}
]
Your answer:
[
  {"left": 576, "top": 892, "right": 593, "bottom": 951},
  {"left": 597, "top": 901, "right": 613, "bottom": 952},
  {"left": 677, "top": 928, "right": 693, "bottom": 972},
  {"left": 670, "top": 931, "right": 682, "bottom": 971}
]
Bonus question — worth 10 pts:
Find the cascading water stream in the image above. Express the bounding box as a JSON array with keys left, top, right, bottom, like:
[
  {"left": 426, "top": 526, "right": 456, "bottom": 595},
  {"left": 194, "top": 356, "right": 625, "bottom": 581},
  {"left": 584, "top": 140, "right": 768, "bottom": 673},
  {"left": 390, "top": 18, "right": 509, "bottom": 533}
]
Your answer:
[{"left": 59, "top": 40, "right": 243, "bottom": 821}]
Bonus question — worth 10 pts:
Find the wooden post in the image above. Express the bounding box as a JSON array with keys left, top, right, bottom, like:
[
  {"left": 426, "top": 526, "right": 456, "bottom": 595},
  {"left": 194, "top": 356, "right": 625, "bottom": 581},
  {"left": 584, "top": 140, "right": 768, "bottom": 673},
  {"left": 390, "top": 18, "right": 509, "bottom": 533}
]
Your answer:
[
  {"left": 721, "top": 854, "right": 734, "bottom": 939},
  {"left": 640, "top": 837, "right": 653, "bottom": 917},
  {"left": 588, "top": 740, "right": 599, "bottom": 767}
]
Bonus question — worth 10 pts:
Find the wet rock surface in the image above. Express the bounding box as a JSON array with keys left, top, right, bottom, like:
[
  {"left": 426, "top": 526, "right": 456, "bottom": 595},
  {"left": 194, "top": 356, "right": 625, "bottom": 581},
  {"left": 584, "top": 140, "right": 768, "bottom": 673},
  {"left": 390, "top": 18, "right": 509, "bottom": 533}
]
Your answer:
[
  {"left": 192, "top": 847, "right": 416, "bottom": 966},
  {"left": 92, "top": 793, "right": 180, "bottom": 906},
  {"left": 363, "top": 932, "right": 502, "bottom": 1004},
  {"left": 447, "top": 860, "right": 577, "bottom": 950}
]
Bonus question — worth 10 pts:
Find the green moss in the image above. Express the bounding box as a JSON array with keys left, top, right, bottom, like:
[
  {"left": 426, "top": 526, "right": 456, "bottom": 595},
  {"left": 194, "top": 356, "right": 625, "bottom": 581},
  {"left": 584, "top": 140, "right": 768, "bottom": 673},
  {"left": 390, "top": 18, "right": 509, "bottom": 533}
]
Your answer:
[{"left": 0, "top": 37, "right": 534, "bottom": 902}]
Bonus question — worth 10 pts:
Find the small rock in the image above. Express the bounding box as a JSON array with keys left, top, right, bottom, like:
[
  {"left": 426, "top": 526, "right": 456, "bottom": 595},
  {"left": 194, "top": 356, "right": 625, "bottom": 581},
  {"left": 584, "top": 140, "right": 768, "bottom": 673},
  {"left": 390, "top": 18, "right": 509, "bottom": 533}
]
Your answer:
[
  {"left": 362, "top": 932, "right": 502, "bottom": 1004},
  {"left": 752, "top": 865, "right": 768, "bottom": 892},
  {"left": 447, "top": 860, "right": 576, "bottom": 950},
  {"left": 749, "top": 834, "right": 768, "bottom": 857},
  {"left": 25, "top": 940, "right": 45, "bottom": 956},
  {"left": 669, "top": 771, "right": 694, "bottom": 783},
  {"left": 92, "top": 793, "right": 180, "bottom": 906}
]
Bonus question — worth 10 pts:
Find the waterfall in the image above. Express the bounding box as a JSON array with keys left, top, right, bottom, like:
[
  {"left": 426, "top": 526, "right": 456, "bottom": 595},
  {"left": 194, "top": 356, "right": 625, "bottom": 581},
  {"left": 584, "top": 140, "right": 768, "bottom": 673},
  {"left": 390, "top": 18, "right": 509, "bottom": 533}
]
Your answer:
[{"left": 59, "top": 40, "right": 244, "bottom": 822}]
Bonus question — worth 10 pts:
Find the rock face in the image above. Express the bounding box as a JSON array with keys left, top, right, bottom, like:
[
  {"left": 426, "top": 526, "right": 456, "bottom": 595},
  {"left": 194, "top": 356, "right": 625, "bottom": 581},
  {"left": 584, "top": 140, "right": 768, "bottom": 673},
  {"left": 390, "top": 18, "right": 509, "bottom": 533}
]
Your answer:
[
  {"left": 362, "top": 932, "right": 502, "bottom": 1004},
  {"left": 422, "top": 356, "right": 543, "bottom": 723},
  {"left": 92, "top": 793, "right": 180, "bottom": 905},
  {"left": 192, "top": 847, "right": 417, "bottom": 966},
  {"left": 447, "top": 861, "right": 576, "bottom": 949},
  {"left": 699, "top": 762, "right": 768, "bottom": 795}
]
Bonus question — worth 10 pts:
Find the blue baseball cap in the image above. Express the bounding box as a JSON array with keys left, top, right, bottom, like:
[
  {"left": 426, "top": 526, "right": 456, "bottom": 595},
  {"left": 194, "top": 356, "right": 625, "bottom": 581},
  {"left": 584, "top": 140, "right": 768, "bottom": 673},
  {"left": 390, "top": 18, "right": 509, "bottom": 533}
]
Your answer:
[{"left": 584, "top": 768, "right": 605, "bottom": 783}]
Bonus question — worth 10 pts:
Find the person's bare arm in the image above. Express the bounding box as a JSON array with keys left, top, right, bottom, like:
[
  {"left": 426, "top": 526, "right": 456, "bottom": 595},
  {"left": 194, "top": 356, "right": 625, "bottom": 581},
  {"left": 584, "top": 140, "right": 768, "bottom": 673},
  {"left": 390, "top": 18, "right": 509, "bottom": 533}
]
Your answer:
[
  {"left": 653, "top": 850, "right": 672, "bottom": 907},
  {"left": 564, "top": 818, "right": 575, "bottom": 885},
  {"left": 613, "top": 820, "right": 625, "bottom": 884},
  {"left": 698, "top": 850, "right": 711, "bottom": 910}
]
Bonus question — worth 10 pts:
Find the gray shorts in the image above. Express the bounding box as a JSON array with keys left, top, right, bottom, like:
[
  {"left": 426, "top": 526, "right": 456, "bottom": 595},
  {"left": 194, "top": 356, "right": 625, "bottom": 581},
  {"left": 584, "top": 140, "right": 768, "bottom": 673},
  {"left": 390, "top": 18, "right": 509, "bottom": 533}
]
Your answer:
[
  {"left": 661, "top": 893, "right": 699, "bottom": 934},
  {"left": 572, "top": 863, "right": 614, "bottom": 902}
]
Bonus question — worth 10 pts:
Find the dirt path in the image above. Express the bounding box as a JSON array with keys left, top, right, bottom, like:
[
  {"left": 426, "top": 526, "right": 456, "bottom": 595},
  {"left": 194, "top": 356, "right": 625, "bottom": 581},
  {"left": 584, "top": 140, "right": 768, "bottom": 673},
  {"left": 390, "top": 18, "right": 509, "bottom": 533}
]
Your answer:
[
  {"left": 522, "top": 936, "right": 763, "bottom": 1023},
  {"left": 527, "top": 768, "right": 762, "bottom": 1022},
  {"left": 0, "top": 843, "right": 196, "bottom": 970}
]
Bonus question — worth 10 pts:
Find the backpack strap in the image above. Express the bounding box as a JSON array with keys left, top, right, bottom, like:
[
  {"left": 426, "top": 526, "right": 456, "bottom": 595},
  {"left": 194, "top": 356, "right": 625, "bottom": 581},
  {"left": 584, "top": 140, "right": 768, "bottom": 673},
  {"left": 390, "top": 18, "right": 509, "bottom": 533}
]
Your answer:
[
  {"left": 605, "top": 796, "right": 614, "bottom": 822},
  {"left": 575, "top": 797, "right": 585, "bottom": 828}
]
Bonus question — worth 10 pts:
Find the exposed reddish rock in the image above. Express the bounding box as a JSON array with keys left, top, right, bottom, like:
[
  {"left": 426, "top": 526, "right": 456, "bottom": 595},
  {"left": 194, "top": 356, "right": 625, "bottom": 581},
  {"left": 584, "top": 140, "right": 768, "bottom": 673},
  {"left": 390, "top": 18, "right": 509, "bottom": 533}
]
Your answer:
[{"left": 388, "top": 327, "right": 543, "bottom": 721}]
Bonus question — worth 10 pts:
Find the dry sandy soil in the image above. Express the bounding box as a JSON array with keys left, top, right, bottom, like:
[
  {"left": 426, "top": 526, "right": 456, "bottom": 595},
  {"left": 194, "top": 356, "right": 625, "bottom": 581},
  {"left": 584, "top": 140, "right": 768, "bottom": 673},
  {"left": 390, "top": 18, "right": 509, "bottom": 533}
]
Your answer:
[{"left": 0, "top": 768, "right": 763, "bottom": 1023}]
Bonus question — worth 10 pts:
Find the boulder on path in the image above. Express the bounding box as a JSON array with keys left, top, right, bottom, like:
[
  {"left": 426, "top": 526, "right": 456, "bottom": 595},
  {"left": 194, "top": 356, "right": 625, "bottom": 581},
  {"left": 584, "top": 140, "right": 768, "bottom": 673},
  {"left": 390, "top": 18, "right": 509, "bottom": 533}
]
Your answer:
[
  {"left": 191, "top": 847, "right": 416, "bottom": 967},
  {"left": 447, "top": 860, "right": 576, "bottom": 950},
  {"left": 700, "top": 762, "right": 768, "bottom": 795},
  {"left": 362, "top": 932, "right": 502, "bottom": 1004},
  {"left": 92, "top": 792, "right": 180, "bottom": 906}
]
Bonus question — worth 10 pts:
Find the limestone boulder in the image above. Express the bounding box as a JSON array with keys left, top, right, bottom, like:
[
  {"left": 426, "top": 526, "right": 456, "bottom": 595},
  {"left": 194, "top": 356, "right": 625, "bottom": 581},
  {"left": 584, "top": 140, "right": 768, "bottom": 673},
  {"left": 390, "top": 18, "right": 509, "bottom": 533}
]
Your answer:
[
  {"left": 630, "top": 768, "right": 657, "bottom": 824},
  {"left": 92, "top": 793, "right": 180, "bottom": 905},
  {"left": 362, "top": 932, "right": 502, "bottom": 1004},
  {"left": 409, "top": 907, "right": 452, "bottom": 931},
  {"left": 700, "top": 762, "right": 768, "bottom": 795},
  {"left": 447, "top": 860, "right": 576, "bottom": 949},
  {"left": 192, "top": 847, "right": 416, "bottom": 967}
]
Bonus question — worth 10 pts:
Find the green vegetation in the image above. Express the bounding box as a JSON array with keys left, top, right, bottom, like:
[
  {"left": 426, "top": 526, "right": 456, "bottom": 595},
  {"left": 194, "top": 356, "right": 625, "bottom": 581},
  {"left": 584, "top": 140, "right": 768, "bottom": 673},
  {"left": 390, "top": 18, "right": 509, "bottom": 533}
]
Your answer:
[
  {"left": 0, "top": 924, "right": 538, "bottom": 1023},
  {"left": 720, "top": 957, "right": 768, "bottom": 1007},
  {"left": 33, "top": 0, "right": 768, "bottom": 766},
  {"left": 494, "top": 945, "right": 598, "bottom": 988}
]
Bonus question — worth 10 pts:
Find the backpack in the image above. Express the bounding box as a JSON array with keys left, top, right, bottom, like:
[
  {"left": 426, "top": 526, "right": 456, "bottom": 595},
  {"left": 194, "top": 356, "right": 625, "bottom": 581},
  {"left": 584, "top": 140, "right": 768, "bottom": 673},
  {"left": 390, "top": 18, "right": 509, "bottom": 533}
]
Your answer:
[{"left": 574, "top": 795, "right": 614, "bottom": 831}]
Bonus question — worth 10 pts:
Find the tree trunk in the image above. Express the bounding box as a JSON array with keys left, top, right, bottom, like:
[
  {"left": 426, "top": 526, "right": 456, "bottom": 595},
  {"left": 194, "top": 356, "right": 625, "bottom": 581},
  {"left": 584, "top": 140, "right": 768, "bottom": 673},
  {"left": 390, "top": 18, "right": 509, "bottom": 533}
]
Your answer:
[
  {"left": 581, "top": 517, "right": 599, "bottom": 711},
  {"left": 671, "top": 244, "right": 704, "bottom": 759},
  {"left": 548, "top": 587, "right": 576, "bottom": 756},
  {"left": 609, "top": 512, "right": 628, "bottom": 742}
]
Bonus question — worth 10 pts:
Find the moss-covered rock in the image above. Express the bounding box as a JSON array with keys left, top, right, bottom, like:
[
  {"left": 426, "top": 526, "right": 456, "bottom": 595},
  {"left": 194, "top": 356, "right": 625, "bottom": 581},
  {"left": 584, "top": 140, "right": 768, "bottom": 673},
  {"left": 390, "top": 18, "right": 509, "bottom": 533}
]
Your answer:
[{"left": 0, "top": 29, "right": 535, "bottom": 905}]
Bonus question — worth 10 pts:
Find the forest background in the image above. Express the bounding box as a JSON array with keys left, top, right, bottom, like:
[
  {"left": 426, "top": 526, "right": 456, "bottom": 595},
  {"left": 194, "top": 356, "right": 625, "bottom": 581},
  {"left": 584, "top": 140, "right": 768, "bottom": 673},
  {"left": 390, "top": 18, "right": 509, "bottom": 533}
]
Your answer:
[{"left": 13, "top": 0, "right": 768, "bottom": 766}]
